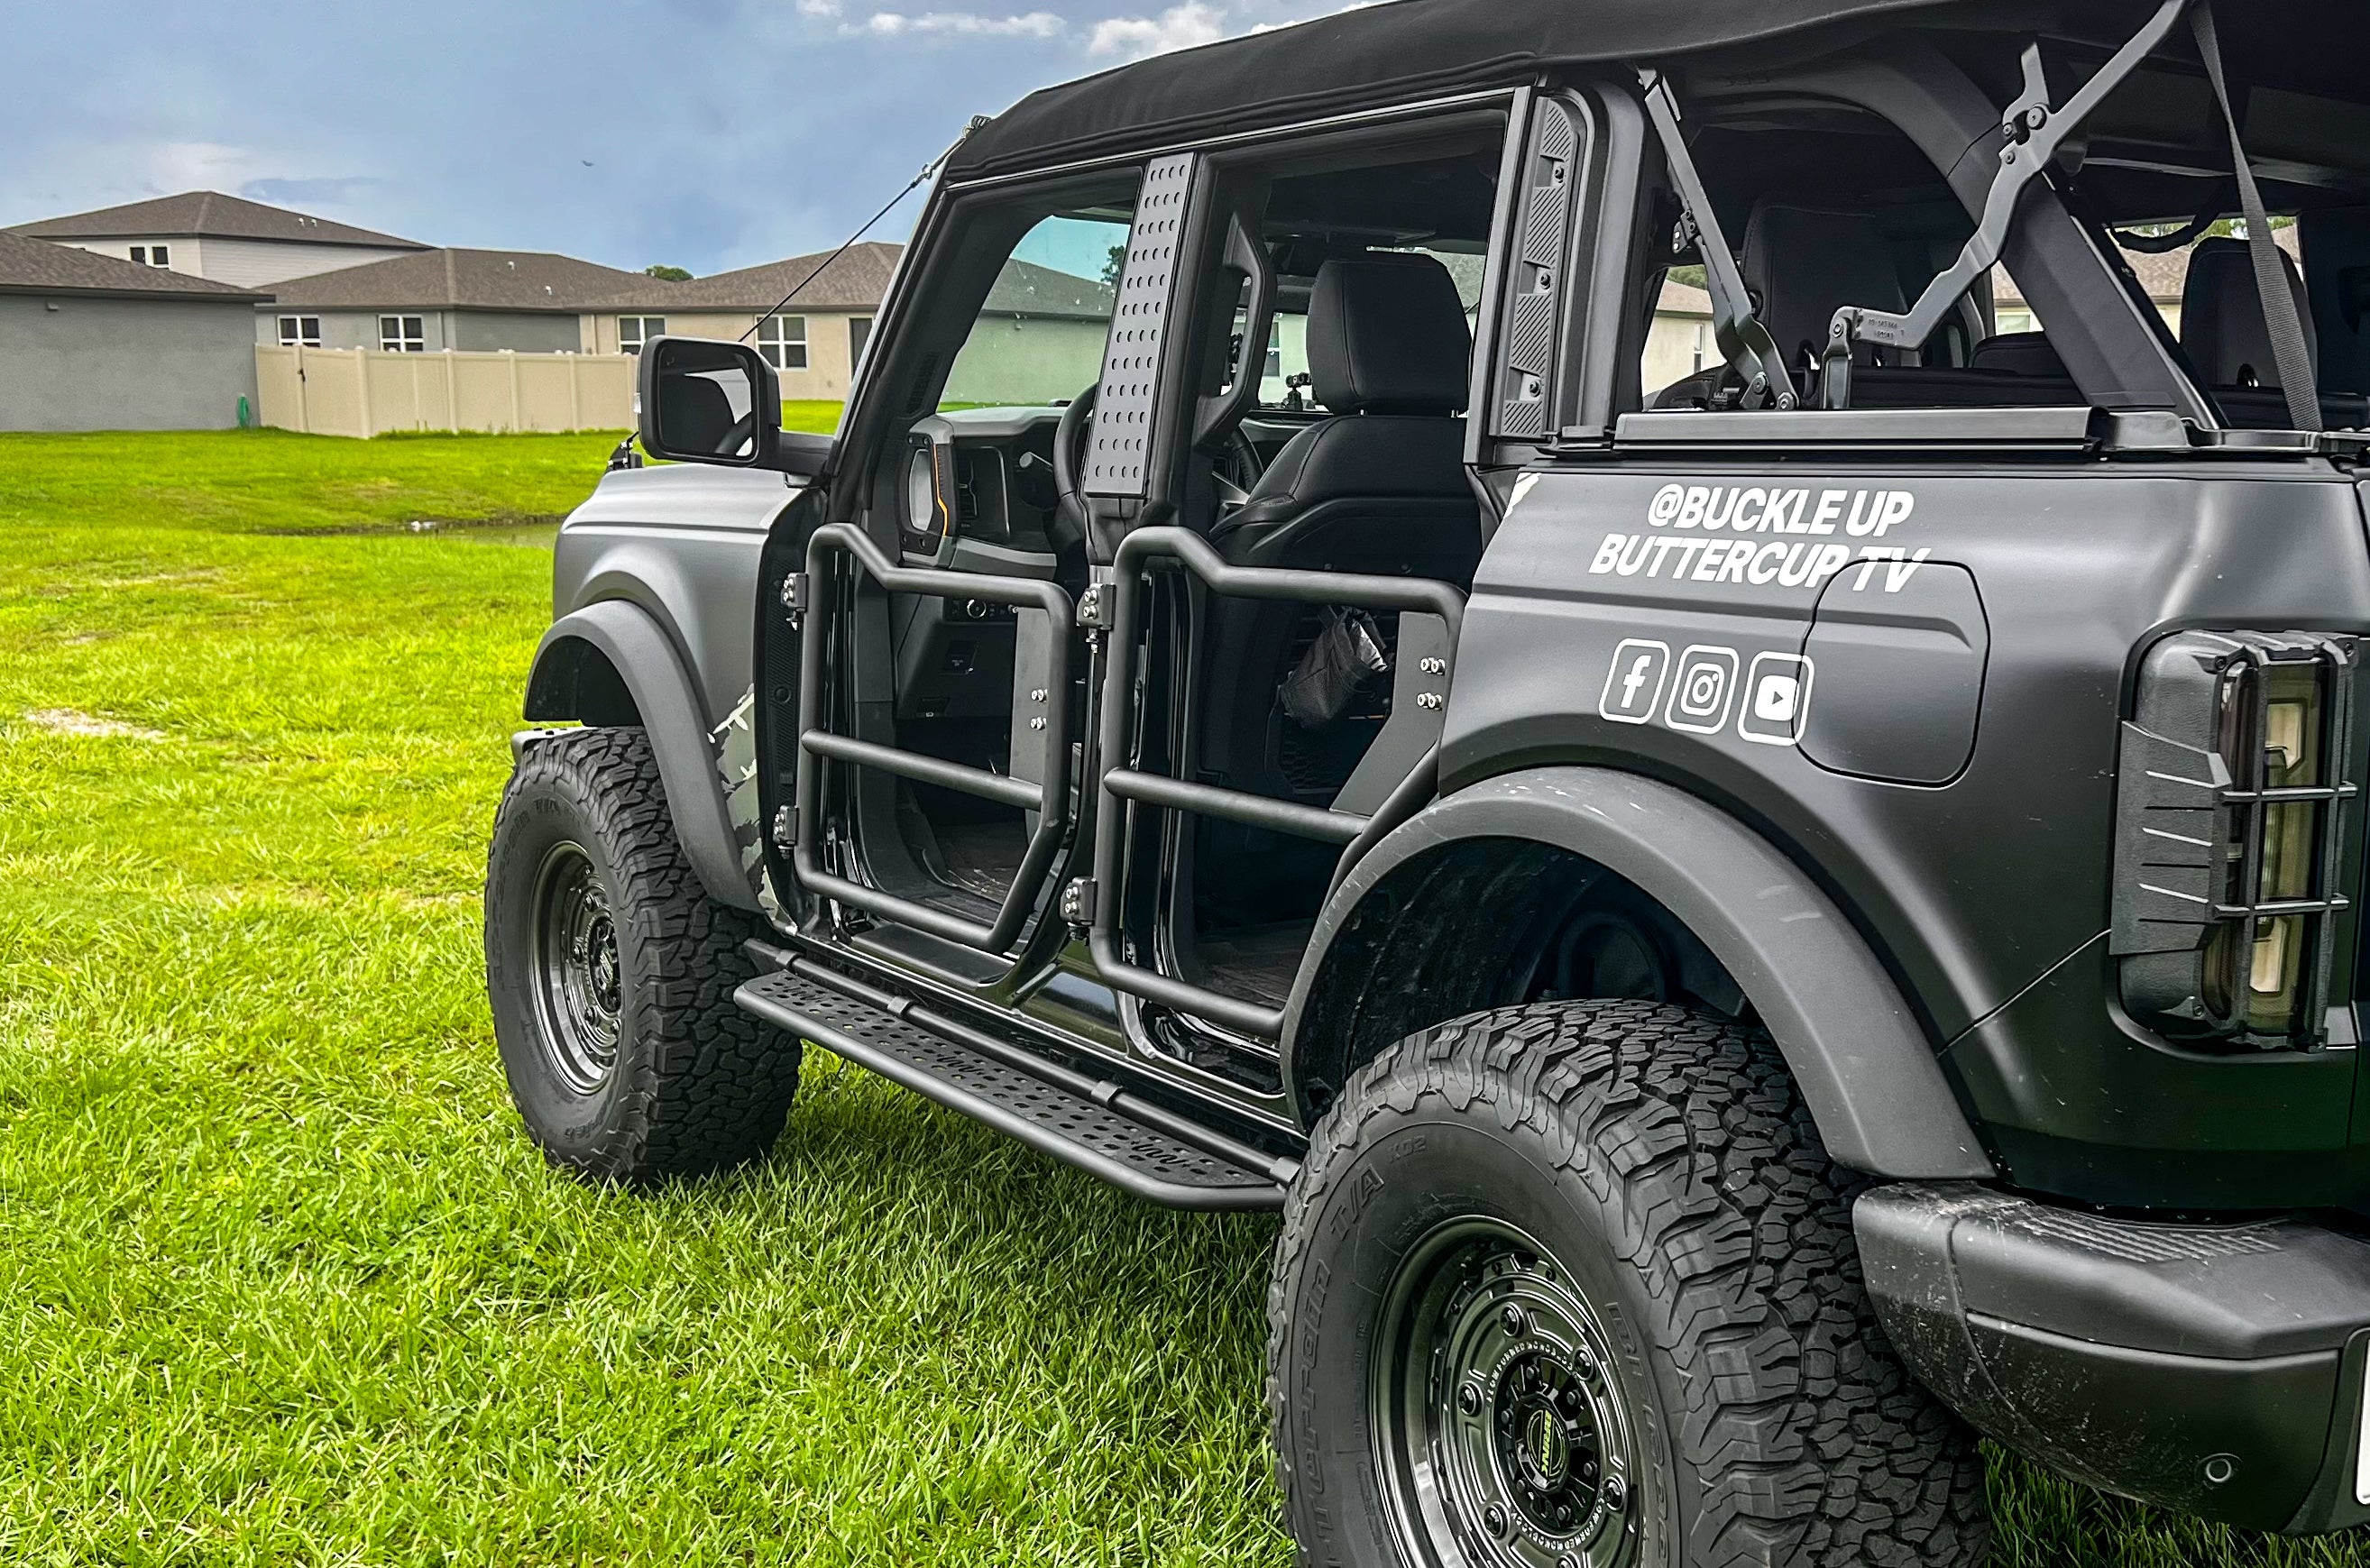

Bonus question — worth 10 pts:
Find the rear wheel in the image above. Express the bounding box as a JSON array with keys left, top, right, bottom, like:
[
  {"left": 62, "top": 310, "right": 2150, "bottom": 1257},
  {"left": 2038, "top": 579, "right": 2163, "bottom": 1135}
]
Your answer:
[
  {"left": 1268, "top": 1000, "right": 1988, "bottom": 1568},
  {"left": 485, "top": 727, "right": 800, "bottom": 1183}
]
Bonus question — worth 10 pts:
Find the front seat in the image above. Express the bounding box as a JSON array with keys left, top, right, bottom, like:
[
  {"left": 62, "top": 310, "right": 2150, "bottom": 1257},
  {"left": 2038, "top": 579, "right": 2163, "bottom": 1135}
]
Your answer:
[
  {"left": 1195, "top": 252, "right": 1483, "bottom": 803},
  {"left": 2181, "top": 234, "right": 2329, "bottom": 428}
]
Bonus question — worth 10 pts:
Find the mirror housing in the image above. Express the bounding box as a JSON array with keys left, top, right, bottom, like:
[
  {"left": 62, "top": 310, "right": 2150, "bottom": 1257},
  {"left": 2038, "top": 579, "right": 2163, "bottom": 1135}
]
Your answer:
[{"left": 637, "top": 335, "right": 820, "bottom": 472}]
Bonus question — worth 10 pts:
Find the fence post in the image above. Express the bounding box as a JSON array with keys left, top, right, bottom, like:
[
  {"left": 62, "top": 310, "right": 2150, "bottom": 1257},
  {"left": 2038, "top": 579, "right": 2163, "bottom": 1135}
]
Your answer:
[
  {"left": 568, "top": 356, "right": 583, "bottom": 431},
  {"left": 294, "top": 344, "right": 310, "bottom": 434},
  {"left": 507, "top": 352, "right": 521, "bottom": 434},
  {"left": 354, "top": 348, "right": 374, "bottom": 437}
]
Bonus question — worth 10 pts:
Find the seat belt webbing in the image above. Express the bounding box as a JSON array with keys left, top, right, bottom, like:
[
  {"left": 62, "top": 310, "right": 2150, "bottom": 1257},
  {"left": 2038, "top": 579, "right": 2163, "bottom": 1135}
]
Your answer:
[{"left": 2191, "top": 2, "right": 2321, "bottom": 432}]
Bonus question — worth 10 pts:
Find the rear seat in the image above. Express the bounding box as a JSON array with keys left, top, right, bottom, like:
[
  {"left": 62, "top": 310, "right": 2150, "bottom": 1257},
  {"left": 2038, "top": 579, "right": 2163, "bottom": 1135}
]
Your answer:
[{"left": 2182, "top": 235, "right": 2368, "bottom": 430}]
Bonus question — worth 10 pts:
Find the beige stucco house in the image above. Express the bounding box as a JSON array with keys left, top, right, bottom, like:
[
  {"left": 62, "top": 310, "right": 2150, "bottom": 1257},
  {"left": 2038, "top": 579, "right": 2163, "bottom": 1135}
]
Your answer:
[{"left": 576, "top": 243, "right": 905, "bottom": 401}]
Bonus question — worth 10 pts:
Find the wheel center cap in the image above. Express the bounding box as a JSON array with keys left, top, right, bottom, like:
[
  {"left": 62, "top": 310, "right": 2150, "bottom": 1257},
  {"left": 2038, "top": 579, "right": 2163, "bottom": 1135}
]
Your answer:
[{"left": 1521, "top": 1406, "right": 1571, "bottom": 1491}]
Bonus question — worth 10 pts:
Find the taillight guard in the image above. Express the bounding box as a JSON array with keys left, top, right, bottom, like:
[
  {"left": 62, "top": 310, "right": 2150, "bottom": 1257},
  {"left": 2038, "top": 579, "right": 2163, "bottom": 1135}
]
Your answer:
[{"left": 2113, "top": 631, "right": 2358, "bottom": 1048}]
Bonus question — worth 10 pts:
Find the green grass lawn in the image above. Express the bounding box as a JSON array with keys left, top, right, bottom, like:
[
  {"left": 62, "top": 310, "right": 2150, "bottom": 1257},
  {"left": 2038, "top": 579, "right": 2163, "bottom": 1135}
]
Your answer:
[{"left": 0, "top": 427, "right": 2359, "bottom": 1566}]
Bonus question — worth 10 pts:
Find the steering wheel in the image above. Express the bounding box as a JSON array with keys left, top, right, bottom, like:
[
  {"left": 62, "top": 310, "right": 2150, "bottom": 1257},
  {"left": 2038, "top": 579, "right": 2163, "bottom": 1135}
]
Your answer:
[
  {"left": 1051, "top": 390, "right": 1269, "bottom": 549},
  {"left": 1052, "top": 388, "right": 1096, "bottom": 554}
]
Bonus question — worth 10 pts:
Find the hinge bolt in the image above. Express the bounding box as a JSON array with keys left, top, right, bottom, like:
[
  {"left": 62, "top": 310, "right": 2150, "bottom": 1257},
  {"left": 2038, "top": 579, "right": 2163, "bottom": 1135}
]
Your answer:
[
  {"left": 1417, "top": 692, "right": 1445, "bottom": 711},
  {"left": 1419, "top": 657, "right": 1447, "bottom": 676}
]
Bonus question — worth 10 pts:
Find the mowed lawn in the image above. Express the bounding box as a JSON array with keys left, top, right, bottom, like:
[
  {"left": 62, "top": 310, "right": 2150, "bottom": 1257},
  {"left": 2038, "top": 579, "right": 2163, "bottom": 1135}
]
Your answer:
[{"left": 0, "top": 427, "right": 2356, "bottom": 1567}]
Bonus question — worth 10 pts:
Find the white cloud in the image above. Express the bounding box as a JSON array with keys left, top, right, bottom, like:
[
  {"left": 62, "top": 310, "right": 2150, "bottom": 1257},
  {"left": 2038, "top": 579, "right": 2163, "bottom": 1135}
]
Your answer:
[
  {"left": 147, "top": 141, "right": 265, "bottom": 192},
  {"left": 795, "top": 0, "right": 841, "bottom": 14},
  {"left": 1086, "top": 2, "right": 1226, "bottom": 59},
  {"left": 860, "top": 9, "right": 1064, "bottom": 36}
]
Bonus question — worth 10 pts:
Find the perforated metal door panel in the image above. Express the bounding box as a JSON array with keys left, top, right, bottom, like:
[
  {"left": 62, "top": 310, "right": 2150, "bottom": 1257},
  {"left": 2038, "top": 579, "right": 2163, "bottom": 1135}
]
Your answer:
[{"left": 1086, "top": 153, "right": 1197, "bottom": 499}]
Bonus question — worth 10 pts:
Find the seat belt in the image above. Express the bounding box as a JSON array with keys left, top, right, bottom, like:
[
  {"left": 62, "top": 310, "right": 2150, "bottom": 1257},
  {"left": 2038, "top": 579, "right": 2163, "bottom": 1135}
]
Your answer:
[{"left": 2191, "top": 2, "right": 2321, "bottom": 432}]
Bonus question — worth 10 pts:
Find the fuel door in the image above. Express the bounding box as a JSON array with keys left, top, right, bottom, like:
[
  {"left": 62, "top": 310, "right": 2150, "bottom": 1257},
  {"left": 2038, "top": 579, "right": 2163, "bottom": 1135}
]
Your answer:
[{"left": 1800, "top": 562, "right": 1989, "bottom": 785}]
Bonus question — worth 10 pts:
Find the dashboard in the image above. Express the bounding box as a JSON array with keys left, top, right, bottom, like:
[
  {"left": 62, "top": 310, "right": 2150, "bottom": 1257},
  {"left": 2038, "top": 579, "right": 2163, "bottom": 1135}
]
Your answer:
[{"left": 899, "top": 407, "right": 1066, "bottom": 564}]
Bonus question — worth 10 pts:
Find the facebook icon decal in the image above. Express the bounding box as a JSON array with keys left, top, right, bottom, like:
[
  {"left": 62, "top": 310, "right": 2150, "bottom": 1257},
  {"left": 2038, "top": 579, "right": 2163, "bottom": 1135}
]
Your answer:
[{"left": 1598, "top": 639, "right": 1670, "bottom": 724}]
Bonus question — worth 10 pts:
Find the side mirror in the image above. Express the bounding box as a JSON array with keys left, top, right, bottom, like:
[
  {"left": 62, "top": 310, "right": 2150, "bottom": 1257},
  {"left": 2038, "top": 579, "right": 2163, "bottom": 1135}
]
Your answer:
[{"left": 636, "top": 336, "right": 789, "bottom": 470}]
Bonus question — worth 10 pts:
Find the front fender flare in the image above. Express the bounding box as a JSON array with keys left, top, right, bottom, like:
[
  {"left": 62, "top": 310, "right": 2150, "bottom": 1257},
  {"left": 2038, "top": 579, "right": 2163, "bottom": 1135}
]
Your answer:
[
  {"left": 522, "top": 601, "right": 757, "bottom": 912},
  {"left": 1281, "top": 766, "right": 1995, "bottom": 1180}
]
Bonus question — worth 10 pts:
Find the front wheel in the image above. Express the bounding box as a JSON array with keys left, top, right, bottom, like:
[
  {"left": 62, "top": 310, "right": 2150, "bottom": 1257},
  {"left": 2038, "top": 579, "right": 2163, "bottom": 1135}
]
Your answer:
[
  {"left": 485, "top": 727, "right": 800, "bottom": 1184},
  {"left": 1267, "top": 1001, "right": 1988, "bottom": 1568}
]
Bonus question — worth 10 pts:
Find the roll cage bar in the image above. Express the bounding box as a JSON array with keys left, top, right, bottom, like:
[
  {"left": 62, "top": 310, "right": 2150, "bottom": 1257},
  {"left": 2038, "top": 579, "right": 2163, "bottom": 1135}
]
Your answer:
[{"left": 1640, "top": 0, "right": 2317, "bottom": 429}]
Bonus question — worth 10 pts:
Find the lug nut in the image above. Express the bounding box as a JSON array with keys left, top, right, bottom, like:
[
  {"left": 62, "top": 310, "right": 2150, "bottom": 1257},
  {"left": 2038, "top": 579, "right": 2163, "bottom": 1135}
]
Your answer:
[
  {"left": 1483, "top": 1504, "right": 1509, "bottom": 1537},
  {"left": 1457, "top": 1383, "right": 1481, "bottom": 1417},
  {"left": 1603, "top": 1475, "right": 1628, "bottom": 1511},
  {"left": 1502, "top": 1304, "right": 1529, "bottom": 1338}
]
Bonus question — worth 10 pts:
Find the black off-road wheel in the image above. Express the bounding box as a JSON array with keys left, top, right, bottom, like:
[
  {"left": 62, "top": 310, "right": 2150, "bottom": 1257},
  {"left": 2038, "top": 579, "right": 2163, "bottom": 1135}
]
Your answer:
[
  {"left": 1268, "top": 1000, "right": 1988, "bottom": 1568},
  {"left": 485, "top": 727, "right": 800, "bottom": 1183}
]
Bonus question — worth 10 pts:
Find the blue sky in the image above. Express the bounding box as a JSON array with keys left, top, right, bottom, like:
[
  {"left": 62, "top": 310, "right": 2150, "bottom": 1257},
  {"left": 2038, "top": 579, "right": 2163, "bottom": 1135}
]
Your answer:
[{"left": 5, "top": 0, "right": 1365, "bottom": 280}]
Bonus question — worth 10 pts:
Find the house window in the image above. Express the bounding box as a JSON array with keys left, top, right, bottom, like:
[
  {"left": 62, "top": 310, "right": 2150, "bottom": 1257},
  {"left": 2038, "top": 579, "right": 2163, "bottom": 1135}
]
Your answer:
[
  {"left": 849, "top": 316, "right": 873, "bottom": 367},
  {"left": 277, "top": 316, "right": 322, "bottom": 347},
  {"left": 379, "top": 316, "right": 426, "bottom": 353},
  {"left": 619, "top": 316, "right": 665, "bottom": 355},
  {"left": 129, "top": 244, "right": 170, "bottom": 267},
  {"left": 758, "top": 314, "right": 808, "bottom": 371}
]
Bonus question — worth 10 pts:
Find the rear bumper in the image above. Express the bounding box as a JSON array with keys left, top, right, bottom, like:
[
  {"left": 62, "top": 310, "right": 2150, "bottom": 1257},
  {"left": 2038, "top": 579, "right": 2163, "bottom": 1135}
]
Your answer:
[{"left": 1855, "top": 1183, "right": 2370, "bottom": 1534}]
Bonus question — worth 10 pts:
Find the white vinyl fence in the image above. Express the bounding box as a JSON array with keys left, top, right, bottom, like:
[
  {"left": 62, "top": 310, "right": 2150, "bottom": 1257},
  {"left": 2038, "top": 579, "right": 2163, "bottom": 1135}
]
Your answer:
[{"left": 255, "top": 345, "right": 634, "bottom": 437}]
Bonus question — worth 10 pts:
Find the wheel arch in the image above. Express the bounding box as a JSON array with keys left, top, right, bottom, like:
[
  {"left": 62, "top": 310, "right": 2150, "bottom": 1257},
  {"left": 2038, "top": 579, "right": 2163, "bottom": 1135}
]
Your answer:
[
  {"left": 521, "top": 601, "right": 757, "bottom": 912},
  {"left": 1280, "top": 766, "right": 1995, "bottom": 1179}
]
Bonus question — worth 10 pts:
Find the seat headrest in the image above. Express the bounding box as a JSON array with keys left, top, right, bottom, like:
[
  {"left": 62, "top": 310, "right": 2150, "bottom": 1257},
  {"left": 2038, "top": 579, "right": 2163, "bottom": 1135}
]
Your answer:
[
  {"left": 1307, "top": 254, "right": 1472, "bottom": 417},
  {"left": 1742, "top": 201, "right": 1907, "bottom": 373},
  {"left": 2181, "top": 235, "right": 2319, "bottom": 390},
  {"left": 1970, "top": 332, "right": 2069, "bottom": 379}
]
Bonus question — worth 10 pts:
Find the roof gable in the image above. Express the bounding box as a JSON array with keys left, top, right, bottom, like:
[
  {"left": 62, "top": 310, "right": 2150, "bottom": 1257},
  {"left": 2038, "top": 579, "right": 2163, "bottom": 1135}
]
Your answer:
[
  {"left": 587, "top": 242, "right": 905, "bottom": 313},
  {"left": 264, "top": 247, "right": 657, "bottom": 312},
  {"left": 0, "top": 233, "right": 270, "bottom": 300},
  {"left": 7, "top": 190, "right": 427, "bottom": 250}
]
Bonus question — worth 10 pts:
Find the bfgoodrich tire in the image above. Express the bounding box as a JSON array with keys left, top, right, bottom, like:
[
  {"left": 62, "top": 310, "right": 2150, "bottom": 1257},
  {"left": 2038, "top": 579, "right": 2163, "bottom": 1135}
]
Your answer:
[
  {"left": 485, "top": 727, "right": 800, "bottom": 1183},
  {"left": 1267, "top": 1000, "right": 1987, "bottom": 1568}
]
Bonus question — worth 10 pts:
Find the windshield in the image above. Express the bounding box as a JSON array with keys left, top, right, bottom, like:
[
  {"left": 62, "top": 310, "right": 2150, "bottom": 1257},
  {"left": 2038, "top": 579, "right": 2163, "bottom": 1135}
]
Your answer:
[{"left": 941, "top": 214, "right": 1128, "bottom": 411}]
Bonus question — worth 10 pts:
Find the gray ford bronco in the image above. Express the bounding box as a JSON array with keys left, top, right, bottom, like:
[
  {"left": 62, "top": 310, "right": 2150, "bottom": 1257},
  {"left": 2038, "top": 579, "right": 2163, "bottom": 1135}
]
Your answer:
[{"left": 483, "top": 0, "right": 2370, "bottom": 1559}]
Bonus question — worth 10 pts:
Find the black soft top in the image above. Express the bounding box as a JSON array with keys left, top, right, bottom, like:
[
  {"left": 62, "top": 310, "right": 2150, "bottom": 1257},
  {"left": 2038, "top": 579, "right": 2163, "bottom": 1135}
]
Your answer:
[{"left": 946, "top": 0, "right": 2359, "bottom": 185}]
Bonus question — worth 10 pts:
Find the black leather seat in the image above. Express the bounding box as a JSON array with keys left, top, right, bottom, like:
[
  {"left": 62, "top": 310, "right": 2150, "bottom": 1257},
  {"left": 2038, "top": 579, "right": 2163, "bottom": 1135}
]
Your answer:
[
  {"left": 1208, "top": 253, "right": 1480, "bottom": 573},
  {"left": 2180, "top": 235, "right": 2365, "bottom": 429},
  {"left": 1650, "top": 199, "right": 1909, "bottom": 408},
  {"left": 1650, "top": 198, "right": 2086, "bottom": 411},
  {"left": 1195, "top": 253, "right": 1482, "bottom": 806},
  {"left": 1745, "top": 200, "right": 1908, "bottom": 377}
]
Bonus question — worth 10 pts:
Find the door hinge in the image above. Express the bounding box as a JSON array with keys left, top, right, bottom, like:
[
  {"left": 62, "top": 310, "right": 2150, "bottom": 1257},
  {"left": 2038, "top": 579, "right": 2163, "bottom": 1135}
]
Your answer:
[
  {"left": 1061, "top": 877, "right": 1097, "bottom": 928},
  {"left": 1077, "top": 568, "right": 1116, "bottom": 632},
  {"left": 771, "top": 804, "right": 797, "bottom": 848},
  {"left": 780, "top": 571, "right": 810, "bottom": 628}
]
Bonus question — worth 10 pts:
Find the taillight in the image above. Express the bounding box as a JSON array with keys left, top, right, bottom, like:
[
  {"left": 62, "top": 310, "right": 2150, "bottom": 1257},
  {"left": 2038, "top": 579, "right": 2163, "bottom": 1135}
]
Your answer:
[{"left": 2113, "top": 632, "right": 2357, "bottom": 1048}]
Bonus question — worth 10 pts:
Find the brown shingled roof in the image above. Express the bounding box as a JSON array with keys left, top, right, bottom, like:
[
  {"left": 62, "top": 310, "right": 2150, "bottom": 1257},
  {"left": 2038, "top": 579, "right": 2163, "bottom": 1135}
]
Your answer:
[
  {"left": 0, "top": 232, "right": 270, "bottom": 300},
  {"left": 583, "top": 242, "right": 906, "bottom": 313},
  {"left": 8, "top": 190, "right": 426, "bottom": 251},
  {"left": 265, "top": 248, "right": 656, "bottom": 312}
]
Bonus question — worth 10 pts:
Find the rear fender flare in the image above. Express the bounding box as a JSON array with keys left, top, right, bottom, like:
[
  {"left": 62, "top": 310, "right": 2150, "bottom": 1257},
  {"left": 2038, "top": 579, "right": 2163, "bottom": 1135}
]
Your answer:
[
  {"left": 522, "top": 601, "right": 756, "bottom": 911},
  {"left": 1281, "top": 766, "right": 1995, "bottom": 1180}
]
